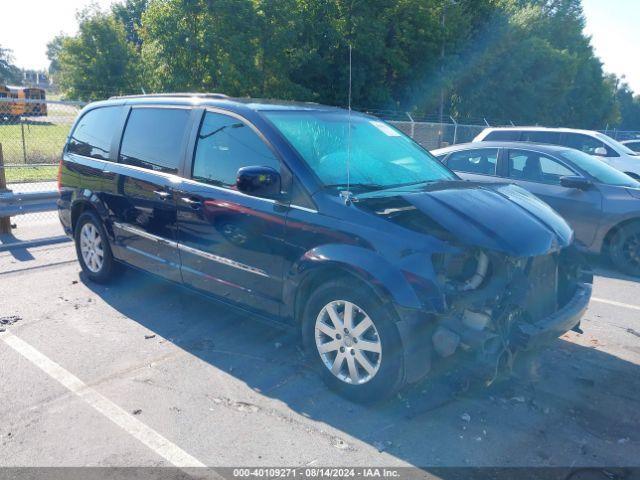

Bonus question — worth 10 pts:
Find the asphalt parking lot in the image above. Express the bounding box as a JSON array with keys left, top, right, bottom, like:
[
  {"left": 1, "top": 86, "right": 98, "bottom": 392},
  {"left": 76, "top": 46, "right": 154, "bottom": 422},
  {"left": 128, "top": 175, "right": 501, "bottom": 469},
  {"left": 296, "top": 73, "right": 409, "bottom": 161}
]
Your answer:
[{"left": 1, "top": 222, "right": 639, "bottom": 473}]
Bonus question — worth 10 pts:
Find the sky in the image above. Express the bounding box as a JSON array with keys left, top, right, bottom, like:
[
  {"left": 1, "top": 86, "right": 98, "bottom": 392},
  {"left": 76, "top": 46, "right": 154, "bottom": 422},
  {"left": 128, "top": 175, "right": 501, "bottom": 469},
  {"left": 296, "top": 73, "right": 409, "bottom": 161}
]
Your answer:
[
  {"left": 1, "top": 0, "right": 639, "bottom": 94},
  {"left": 582, "top": 0, "right": 640, "bottom": 93},
  {"left": 0, "top": 0, "right": 117, "bottom": 70}
]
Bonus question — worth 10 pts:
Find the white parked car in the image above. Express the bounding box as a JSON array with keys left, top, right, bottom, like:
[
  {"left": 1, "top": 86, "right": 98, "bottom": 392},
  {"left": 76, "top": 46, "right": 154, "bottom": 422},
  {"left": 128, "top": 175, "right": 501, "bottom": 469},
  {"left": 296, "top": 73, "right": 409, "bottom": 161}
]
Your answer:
[{"left": 473, "top": 127, "right": 640, "bottom": 179}]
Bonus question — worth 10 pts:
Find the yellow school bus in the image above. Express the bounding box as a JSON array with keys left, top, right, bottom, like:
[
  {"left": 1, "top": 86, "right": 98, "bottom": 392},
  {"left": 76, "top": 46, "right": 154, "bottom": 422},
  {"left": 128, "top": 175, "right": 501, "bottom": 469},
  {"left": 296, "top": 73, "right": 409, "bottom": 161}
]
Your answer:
[
  {"left": 0, "top": 85, "right": 11, "bottom": 117},
  {"left": 0, "top": 85, "right": 48, "bottom": 118}
]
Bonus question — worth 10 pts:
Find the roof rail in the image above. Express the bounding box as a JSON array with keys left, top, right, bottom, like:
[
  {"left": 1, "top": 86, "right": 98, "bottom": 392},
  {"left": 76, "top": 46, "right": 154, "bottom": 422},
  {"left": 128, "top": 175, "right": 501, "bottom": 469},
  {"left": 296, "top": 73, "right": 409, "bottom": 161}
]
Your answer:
[{"left": 109, "top": 92, "right": 230, "bottom": 100}]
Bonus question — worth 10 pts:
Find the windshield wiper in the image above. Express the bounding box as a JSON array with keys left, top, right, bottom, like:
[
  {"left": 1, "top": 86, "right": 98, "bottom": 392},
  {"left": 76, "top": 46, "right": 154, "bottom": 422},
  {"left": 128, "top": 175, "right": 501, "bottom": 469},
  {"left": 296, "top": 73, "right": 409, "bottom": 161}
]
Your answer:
[
  {"left": 385, "top": 180, "right": 441, "bottom": 188},
  {"left": 324, "top": 182, "right": 386, "bottom": 191}
]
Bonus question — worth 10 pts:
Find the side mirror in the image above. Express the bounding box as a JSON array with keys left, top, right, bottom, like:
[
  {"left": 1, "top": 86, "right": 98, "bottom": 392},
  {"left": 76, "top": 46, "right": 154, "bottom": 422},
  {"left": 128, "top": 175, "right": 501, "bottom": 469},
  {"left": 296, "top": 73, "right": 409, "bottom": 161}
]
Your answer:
[
  {"left": 593, "top": 146, "right": 608, "bottom": 157},
  {"left": 236, "top": 166, "right": 282, "bottom": 199},
  {"left": 560, "top": 175, "right": 592, "bottom": 190}
]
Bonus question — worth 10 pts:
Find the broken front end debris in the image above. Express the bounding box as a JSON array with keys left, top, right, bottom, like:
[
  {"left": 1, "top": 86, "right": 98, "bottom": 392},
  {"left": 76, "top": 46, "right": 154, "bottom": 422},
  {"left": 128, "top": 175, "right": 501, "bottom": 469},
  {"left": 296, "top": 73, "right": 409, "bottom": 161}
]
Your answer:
[{"left": 427, "top": 244, "right": 592, "bottom": 385}]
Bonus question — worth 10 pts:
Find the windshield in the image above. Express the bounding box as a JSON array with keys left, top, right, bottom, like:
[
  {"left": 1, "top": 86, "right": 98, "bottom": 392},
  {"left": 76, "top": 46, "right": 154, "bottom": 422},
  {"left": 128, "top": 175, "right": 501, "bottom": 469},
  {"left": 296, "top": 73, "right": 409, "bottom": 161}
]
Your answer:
[
  {"left": 560, "top": 149, "right": 640, "bottom": 187},
  {"left": 264, "top": 111, "right": 456, "bottom": 189},
  {"left": 595, "top": 132, "right": 639, "bottom": 156}
]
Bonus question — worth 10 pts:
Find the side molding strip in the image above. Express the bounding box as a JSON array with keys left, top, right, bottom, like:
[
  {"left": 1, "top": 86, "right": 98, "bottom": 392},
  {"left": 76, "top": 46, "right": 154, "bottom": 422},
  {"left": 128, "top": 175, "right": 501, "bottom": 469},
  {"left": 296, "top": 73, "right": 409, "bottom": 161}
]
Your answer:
[
  {"left": 113, "top": 221, "right": 269, "bottom": 278},
  {"left": 177, "top": 243, "right": 269, "bottom": 278},
  {"left": 113, "top": 222, "right": 178, "bottom": 248}
]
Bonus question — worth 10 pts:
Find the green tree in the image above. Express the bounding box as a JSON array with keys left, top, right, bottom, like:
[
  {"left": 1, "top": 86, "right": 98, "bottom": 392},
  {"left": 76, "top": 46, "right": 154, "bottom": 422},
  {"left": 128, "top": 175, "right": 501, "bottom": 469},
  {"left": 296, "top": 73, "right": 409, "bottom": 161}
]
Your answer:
[
  {"left": 265, "top": 0, "right": 446, "bottom": 109},
  {"left": 140, "top": 0, "right": 260, "bottom": 95},
  {"left": 447, "top": 0, "right": 617, "bottom": 128},
  {"left": 45, "top": 0, "right": 627, "bottom": 129},
  {"left": 252, "top": 0, "right": 311, "bottom": 99},
  {"left": 46, "top": 34, "right": 68, "bottom": 78},
  {"left": 112, "top": 0, "right": 149, "bottom": 48},
  {"left": 615, "top": 81, "right": 640, "bottom": 130},
  {"left": 0, "top": 45, "right": 21, "bottom": 84},
  {"left": 56, "top": 7, "right": 141, "bottom": 100}
]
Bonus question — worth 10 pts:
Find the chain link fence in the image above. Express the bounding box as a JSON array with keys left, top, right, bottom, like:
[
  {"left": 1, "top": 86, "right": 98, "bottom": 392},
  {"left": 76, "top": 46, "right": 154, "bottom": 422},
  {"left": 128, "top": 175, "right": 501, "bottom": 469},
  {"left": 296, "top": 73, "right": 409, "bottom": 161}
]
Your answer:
[
  {"left": 387, "top": 119, "right": 487, "bottom": 150},
  {"left": 1, "top": 99, "right": 84, "bottom": 232}
]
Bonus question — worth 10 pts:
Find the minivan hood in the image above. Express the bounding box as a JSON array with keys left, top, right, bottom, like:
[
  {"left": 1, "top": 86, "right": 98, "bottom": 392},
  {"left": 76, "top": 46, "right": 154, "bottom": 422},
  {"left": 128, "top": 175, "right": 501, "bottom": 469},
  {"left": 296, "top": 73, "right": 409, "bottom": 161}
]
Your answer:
[{"left": 356, "top": 181, "right": 573, "bottom": 256}]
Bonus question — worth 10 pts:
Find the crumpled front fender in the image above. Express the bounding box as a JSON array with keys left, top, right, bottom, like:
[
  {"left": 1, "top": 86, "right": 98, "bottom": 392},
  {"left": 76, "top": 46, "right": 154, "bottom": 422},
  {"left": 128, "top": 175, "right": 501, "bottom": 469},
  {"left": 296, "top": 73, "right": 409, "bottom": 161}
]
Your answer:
[{"left": 282, "top": 244, "right": 444, "bottom": 323}]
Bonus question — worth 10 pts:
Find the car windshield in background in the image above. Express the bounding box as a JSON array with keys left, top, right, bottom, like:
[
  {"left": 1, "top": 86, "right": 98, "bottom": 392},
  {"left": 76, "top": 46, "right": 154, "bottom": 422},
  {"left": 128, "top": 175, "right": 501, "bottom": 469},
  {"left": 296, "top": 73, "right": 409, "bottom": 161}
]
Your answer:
[
  {"left": 595, "top": 132, "right": 640, "bottom": 156},
  {"left": 560, "top": 149, "right": 640, "bottom": 187},
  {"left": 264, "top": 111, "right": 456, "bottom": 190}
]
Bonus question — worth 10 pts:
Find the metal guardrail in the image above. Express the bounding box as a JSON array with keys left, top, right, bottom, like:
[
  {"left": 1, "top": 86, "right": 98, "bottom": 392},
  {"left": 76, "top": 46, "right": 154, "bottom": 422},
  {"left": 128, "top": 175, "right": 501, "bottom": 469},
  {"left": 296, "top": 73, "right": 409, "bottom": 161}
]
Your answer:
[{"left": 0, "top": 189, "right": 58, "bottom": 217}]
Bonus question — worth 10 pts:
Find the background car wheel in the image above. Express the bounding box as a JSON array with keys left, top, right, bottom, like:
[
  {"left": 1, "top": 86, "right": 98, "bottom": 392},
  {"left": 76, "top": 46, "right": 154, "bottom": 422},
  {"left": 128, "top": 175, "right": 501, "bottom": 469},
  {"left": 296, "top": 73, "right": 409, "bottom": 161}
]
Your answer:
[
  {"left": 609, "top": 222, "right": 640, "bottom": 276},
  {"left": 74, "top": 211, "right": 118, "bottom": 283},
  {"left": 302, "top": 278, "right": 405, "bottom": 403}
]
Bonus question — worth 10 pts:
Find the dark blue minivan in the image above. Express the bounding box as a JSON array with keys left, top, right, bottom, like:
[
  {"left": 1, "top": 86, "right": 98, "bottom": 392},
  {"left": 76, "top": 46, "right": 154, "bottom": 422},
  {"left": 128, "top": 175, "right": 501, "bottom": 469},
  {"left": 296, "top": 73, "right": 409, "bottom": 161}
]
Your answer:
[{"left": 58, "top": 94, "right": 592, "bottom": 402}]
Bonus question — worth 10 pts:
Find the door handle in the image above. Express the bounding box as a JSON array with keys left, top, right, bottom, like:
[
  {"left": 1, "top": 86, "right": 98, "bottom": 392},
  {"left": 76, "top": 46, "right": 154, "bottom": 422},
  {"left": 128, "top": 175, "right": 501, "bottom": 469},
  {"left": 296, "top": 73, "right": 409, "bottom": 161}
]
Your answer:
[
  {"left": 181, "top": 197, "right": 202, "bottom": 209},
  {"left": 153, "top": 190, "right": 172, "bottom": 200}
]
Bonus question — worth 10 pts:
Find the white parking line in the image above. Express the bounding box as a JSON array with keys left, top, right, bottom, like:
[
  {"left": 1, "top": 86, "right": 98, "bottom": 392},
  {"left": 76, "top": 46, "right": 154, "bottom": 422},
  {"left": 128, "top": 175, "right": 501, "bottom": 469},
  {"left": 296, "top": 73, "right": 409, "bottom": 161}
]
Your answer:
[
  {"left": 592, "top": 297, "right": 640, "bottom": 311},
  {"left": 0, "top": 331, "right": 206, "bottom": 468}
]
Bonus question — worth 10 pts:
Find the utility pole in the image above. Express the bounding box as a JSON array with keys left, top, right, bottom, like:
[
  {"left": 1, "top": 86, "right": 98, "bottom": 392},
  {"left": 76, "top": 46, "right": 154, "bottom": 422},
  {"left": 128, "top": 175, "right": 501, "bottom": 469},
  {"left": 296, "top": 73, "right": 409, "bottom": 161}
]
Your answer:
[
  {"left": 439, "top": 2, "right": 446, "bottom": 126},
  {"left": 438, "top": 1, "right": 446, "bottom": 147},
  {"left": 0, "top": 144, "right": 12, "bottom": 234}
]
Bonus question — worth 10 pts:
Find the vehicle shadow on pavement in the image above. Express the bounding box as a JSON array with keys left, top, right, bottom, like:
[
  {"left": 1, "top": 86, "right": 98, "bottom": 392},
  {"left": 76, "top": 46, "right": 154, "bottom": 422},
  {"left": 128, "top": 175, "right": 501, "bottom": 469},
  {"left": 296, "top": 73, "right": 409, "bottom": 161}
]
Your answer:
[
  {"left": 587, "top": 254, "right": 640, "bottom": 283},
  {"left": 82, "top": 268, "right": 640, "bottom": 468}
]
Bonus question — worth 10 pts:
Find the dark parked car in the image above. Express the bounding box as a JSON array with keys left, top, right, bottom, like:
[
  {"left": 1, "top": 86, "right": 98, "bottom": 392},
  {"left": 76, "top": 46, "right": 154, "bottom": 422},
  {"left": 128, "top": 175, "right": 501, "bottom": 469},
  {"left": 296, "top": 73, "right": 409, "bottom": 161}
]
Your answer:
[
  {"left": 433, "top": 142, "right": 640, "bottom": 276},
  {"left": 58, "top": 94, "right": 592, "bottom": 402}
]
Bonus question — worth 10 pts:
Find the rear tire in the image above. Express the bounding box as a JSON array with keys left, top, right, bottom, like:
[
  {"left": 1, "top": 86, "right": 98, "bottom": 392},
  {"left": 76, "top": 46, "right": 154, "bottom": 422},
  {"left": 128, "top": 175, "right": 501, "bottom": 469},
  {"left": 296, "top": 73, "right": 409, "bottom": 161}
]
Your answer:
[
  {"left": 609, "top": 222, "right": 640, "bottom": 277},
  {"left": 302, "top": 278, "right": 405, "bottom": 403},
  {"left": 74, "top": 211, "right": 118, "bottom": 283}
]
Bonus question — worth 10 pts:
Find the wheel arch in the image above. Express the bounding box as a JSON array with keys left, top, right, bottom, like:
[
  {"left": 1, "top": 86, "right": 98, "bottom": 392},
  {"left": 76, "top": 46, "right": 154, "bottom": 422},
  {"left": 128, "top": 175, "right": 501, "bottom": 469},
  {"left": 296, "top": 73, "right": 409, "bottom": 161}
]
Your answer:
[
  {"left": 283, "top": 244, "right": 433, "bottom": 324},
  {"left": 69, "top": 192, "right": 112, "bottom": 238},
  {"left": 602, "top": 217, "right": 640, "bottom": 253}
]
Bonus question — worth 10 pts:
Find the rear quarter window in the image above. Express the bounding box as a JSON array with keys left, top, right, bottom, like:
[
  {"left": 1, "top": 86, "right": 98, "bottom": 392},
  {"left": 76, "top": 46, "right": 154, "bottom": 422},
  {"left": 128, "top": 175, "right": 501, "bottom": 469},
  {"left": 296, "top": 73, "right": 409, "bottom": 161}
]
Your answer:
[
  {"left": 484, "top": 130, "right": 521, "bottom": 141},
  {"left": 67, "top": 106, "right": 124, "bottom": 161},
  {"left": 521, "top": 131, "right": 563, "bottom": 145},
  {"left": 563, "top": 133, "right": 618, "bottom": 157}
]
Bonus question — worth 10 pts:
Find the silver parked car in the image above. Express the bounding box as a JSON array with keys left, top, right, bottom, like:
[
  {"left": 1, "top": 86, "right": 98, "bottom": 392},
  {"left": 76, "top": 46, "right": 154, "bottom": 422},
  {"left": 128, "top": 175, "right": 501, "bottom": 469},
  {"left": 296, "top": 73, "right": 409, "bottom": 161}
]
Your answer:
[{"left": 433, "top": 142, "right": 640, "bottom": 276}]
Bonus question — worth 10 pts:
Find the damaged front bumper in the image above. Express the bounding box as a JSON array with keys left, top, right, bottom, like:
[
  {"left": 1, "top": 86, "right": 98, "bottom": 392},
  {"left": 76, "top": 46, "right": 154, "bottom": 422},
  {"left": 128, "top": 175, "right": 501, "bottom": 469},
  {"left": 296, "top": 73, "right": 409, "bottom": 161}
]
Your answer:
[
  {"left": 395, "top": 247, "right": 593, "bottom": 385},
  {"left": 514, "top": 282, "right": 591, "bottom": 350}
]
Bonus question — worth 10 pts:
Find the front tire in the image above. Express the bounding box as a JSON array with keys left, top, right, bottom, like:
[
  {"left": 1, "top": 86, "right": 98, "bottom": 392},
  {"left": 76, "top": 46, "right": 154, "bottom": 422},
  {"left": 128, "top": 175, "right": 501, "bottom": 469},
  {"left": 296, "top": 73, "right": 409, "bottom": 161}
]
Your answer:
[
  {"left": 74, "top": 211, "right": 118, "bottom": 283},
  {"left": 302, "top": 279, "right": 405, "bottom": 403},
  {"left": 609, "top": 222, "right": 640, "bottom": 276}
]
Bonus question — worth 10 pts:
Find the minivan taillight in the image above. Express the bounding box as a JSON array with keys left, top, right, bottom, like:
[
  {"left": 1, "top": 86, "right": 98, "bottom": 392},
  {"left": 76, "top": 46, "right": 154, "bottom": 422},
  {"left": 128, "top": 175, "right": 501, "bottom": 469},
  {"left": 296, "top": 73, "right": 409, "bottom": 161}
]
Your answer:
[{"left": 57, "top": 160, "right": 63, "bottom": 191}]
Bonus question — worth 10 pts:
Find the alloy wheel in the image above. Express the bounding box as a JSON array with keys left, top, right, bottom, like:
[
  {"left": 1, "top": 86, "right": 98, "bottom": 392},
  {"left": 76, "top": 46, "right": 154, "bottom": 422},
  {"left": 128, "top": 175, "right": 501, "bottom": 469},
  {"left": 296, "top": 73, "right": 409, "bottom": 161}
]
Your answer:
[
  {"left": 622, "top": 233, "right": 640, "bottom": 267},
  {"left": 80, "top": 223, "right": 104, "bottom": 273},
  {"left": 314, "top": 300, "right": 382, "bottom": 385}
]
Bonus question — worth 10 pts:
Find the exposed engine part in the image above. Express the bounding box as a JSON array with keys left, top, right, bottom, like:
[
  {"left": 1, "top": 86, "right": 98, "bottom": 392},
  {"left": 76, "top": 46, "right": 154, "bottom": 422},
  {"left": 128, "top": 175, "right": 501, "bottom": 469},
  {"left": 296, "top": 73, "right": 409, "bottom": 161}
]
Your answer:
[
  {"left": 433, "top": 249, "right": 490, "bottom": 292},
  {"left": 432, "top": 327, "right": 460, "bottom": 357},
  {"left": 430, "top": 246, "right": 588, "bottom": 386},
  {"left": 485, "top": 341, "right": 515, "bottom": 387},
  {"left": 462, "top": 309, "right": 490, "bottom": 331},
  {"left": 439, "top": 315, "right": 498, "bottom": 349},
  {"left": 483, "top": 305, "right": 527, "bottom": 385},
  {"left": 461, "top": 251, "right": 489, "bottom": 291}
]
